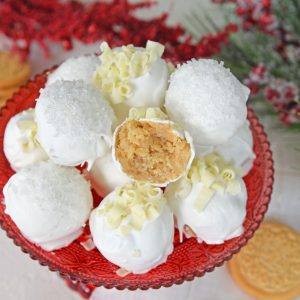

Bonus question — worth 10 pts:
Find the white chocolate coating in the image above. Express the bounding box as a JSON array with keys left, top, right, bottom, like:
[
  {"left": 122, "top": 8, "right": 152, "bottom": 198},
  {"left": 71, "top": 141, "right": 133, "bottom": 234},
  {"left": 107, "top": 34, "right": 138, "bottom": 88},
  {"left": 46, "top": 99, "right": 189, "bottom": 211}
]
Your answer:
[
  {"left": 93, "top": 42, "right": 170, "bottom": 123},
  {"left": 87, "top": 151, "right": 132, "bottom": 197},
  {"left": 46, "top": 55, "right": 100, "bottom": 86},
  {"left": 35, "top": 80, "right": 116, "bottom": 168},
  {"left": 126, "top": 58, "right": 169, "bottom": 107},
  {"left": 112, "top": 59, "right": 169, "bottom": 123},
  {"left": 165, "top": 178, "right": 247, "bottom": 244},
  {"left": 195, "top": 122, "right": 255, "bottom": 176},
  {"left": 3, "top": 161, "right": 93, "bottom": 251},
  {"left": 3, "top": 108, "right": 48, "bottom": 171},
  {"left": 90, "top": 186, "right": 174, "bottom": 274},
  {"left": 165, "top": 59, "right": 250, "bottom": 145}
]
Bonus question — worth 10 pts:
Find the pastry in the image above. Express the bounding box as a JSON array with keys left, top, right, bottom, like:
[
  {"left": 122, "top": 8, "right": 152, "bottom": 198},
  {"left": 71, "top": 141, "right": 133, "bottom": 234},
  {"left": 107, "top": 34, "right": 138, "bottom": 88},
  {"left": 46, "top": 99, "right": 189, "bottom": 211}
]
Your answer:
[
  {"left": 89, "top": 182, "right": 174, "bottom": 274},
  {"left": 165, "top": 153, "right": 247, "bottom": 244},
  {"left": 3, "top": 161, "right": 93, "bottom": 251},
  {"left": 228, "top": 222, "right": 300, "bottom": 300},
  {"left": 35, "top": 80, "right": 116, "bottom": 168},
  {"left": 112, "top": 107, "right": 195, "bottom": 186},
  {"left": 165, "top": 59, "right": 250, "bottom": 145},
  {"left": 46, "top": 55, "right": 100, "bottom": 86},
  {"left": 3, "top": 108, "right": 48, "bottom": 171}
]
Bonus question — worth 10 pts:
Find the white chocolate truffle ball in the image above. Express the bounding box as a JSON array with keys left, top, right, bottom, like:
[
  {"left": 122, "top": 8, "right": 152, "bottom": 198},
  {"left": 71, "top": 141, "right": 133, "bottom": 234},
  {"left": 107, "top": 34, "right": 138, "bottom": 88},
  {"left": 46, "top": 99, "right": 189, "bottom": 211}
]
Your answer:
[
  {"left": 46, "top": 55, "right": 100, "bottom": 86},
  {"left": 87, "top": 151, "right": 132, "bottom": 197},
  {"left": 4, "top": 108, "right": 48, "bottom": 171},
  {"left": 165, "top": 59, "right": 250, "bottom": 145},
  {"left": 90, "top": 182, "right": 174, "bottom": 274},
  {"left": 112, "top": 108, "right": 195, "bottom": 187},
  {"left": 35, "top": 80, "right": 116, "bottom": 168},
  {"left": 3, "top": 161, "right": 93, "bottom": 251},
  {"left": 93, "top": 41, "right": 169, "bottom": 122},
  {"left": 196, "top": 122, "right": 255, "bottom": 176},
  {"left": 165, "top": 154, "right": 247, "bottom": 244}
]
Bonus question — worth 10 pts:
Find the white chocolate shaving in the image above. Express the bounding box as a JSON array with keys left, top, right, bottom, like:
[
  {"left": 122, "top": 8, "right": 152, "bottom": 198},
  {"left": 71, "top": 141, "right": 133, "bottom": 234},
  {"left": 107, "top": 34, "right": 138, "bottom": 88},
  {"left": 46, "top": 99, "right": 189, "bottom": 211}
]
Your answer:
[
  {"left": 128, "top": 107, "right": 168, "bottom": 120},
  {"left": 80, "top": 238, "right": 95, "bottom": 251},
  {"left": 17, "top": 118, "right": 40, "bottom": 153},
  {"left": 184, "top": 153, "right": 242, "bottom": 212},
  {"left": 100, "top": 182, "right": 165, "bottom": 235},
  {"left": 131, "top": 249, "right": 141, "bottom": 257},
  {"left": 93, "top": 41, "right": 165, "bottom": 104},
  {"left": 116, "top": 268, "right": 131, "bottom": 277},
  {"left": 167, "top": 62, "right": 175, "bottom": 74}
]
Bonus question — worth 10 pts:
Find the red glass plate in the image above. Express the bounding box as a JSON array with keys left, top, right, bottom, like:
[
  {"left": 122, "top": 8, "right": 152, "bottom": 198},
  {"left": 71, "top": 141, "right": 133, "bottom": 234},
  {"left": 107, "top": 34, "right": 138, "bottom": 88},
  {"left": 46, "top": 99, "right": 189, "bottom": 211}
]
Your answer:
[{"left": 0, "top": 70, "right": 274, "bottom": 290}]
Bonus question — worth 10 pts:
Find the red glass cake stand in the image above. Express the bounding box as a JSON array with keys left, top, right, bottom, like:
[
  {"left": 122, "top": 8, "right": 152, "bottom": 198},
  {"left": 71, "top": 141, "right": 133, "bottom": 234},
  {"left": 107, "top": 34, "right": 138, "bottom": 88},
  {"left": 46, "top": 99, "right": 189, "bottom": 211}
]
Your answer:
[{"left": 0, "top": 70, "right": 274, "bottom": 295}]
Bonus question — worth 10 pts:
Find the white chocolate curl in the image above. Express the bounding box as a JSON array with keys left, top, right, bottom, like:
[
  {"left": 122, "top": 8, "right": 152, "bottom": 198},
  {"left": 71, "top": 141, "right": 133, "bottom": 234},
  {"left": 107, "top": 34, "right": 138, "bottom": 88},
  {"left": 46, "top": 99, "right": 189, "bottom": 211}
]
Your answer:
[
  {"left": 94, "top": 41, "right": 164, "bottom": 104},
  {"left": 98, "top": 182, "right": 165, "bottom": 234},
  {"left": 93, "top": 41, "right": 170, "bottom": 123},
  {"left": 4, "top": 108, "right": 48, "bottom": 171}
]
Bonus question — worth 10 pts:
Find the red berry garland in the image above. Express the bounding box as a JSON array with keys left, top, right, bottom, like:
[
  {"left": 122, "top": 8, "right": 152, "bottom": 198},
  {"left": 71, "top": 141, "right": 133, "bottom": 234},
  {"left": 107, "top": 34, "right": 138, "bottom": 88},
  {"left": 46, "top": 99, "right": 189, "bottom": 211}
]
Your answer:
[{"left": 0, "top": 0, "right": 237, "bottom": 62}]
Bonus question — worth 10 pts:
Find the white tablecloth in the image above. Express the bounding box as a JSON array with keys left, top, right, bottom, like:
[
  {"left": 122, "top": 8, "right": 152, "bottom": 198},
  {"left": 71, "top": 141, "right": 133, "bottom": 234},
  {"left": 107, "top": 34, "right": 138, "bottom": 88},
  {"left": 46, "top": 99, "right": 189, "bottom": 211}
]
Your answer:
[{"left": 1, "top": 1, "right": 299, "bottom": 299}]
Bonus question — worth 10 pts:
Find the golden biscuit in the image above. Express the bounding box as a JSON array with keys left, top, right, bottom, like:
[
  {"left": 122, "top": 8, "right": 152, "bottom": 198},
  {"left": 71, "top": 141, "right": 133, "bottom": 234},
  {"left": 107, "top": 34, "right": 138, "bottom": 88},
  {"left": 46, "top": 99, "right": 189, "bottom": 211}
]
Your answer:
[
  {"left": 0, "top": 52, "right": 31, "bottom": 88},
  {"left": 0, "top": 85, "right": 20, "bottom": 98},
  {"left": 228, "top": 222, "right": 300, "bottom": 300},
  {"left": 0, "top": 96, "right": 8, "bottom": 107}
]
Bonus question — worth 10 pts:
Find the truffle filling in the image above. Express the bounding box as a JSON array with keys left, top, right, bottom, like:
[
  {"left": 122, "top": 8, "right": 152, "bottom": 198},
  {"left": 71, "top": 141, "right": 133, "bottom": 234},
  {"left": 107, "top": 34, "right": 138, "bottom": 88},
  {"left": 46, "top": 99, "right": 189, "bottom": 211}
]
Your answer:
[{"left": 115, "top": 119, "right": 191, "bottom": 184}]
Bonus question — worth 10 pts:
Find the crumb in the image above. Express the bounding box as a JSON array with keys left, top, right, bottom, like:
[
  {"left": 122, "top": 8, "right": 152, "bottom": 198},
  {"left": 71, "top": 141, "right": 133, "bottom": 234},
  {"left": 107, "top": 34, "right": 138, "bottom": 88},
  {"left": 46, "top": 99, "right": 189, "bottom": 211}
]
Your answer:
[{"left": 115, "top": 120, "right": 191, "bottom": 184}]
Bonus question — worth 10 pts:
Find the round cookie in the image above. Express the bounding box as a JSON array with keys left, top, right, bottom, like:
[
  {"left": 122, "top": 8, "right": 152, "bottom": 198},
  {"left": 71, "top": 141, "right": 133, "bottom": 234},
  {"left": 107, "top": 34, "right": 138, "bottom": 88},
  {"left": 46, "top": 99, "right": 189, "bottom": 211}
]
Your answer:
[
  {"left": 0, "top": 52, "right": 31, "bottom": 88},
  {"left": 228, "top": 222, "right": 300, "bottom": 300},
  {"left": 0, "top": 85, "right": 20, "bottom": 99},
  {"left": 0, "top": 96, "right": 8, "bottom": 107}
]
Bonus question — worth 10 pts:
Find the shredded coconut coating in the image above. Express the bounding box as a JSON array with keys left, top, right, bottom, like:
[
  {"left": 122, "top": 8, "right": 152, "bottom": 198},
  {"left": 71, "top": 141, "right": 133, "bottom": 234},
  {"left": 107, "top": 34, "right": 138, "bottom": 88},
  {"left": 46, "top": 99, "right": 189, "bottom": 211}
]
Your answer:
[
  {"left": 4, "top": 161, "right": 93, "bottom": 242},
  {"left": 35, "top": 80, "right": 116, "bottom": 166},
  {"left": 6, "top": 161, "right": 92, "bottom": 212},
  {"left": 114, "top": 119, "right": 191, "bottom": 185},
  {"left": 47, "top": 55, "right": 100, "bottom": 86},
  {"left": 38, "top": 80, "right": 114, "bottom": 139},
  {"left": 165, "top": 59, "right": 250, "bottom": 145}
]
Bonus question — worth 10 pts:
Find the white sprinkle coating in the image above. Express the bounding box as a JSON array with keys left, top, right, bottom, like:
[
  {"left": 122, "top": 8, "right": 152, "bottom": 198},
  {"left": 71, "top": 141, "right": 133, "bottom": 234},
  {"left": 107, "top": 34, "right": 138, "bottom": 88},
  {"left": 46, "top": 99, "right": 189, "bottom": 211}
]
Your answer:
[
  {"left": 47, "top": 55, "right": 100, "bottom": 86},
  {"left": 3, "top": 161, "right": 93, "bottom": 250},
  {"left": 165, "top": 59, "right": 250, "bottom": 145},
  {"left": 35, "top": 80, "right": 116, "bottom": 166}
]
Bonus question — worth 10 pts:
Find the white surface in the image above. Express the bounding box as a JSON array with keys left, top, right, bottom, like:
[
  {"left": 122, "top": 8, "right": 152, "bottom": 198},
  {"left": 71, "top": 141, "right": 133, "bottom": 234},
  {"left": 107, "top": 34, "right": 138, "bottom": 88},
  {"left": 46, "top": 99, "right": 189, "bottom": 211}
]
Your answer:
[{"left": 1, "top": 0, "right": 300, "bottom": 299}]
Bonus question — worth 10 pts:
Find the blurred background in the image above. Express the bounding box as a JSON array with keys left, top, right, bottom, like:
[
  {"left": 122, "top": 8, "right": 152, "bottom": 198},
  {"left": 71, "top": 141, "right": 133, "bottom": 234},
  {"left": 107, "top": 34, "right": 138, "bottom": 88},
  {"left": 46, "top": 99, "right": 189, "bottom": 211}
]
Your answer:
[{"left": 0, "top": 0, "right": 299, "bottom": 299}]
